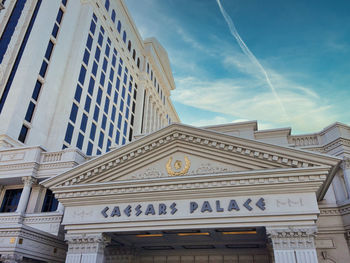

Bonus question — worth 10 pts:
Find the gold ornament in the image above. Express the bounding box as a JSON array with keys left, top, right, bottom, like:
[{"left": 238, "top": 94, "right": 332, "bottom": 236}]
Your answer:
[{"left": 166, "top": 156, "right": 191, "bottom": 176}]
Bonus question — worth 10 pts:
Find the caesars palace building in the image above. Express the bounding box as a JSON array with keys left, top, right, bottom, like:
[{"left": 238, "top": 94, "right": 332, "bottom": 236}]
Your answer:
[{"left": 0, "top": 1, "right": 350, "bottom": 263}]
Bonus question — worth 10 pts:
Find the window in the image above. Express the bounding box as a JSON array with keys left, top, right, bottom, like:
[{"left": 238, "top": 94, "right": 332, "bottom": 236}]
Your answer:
[
  {"left": 0, "top": 189, "right": 22, "bottom": 212},
  {"left": 24, "top": 101, "right": 35, "bottom": 122},
  {"left": 56, "top": 8, "right": 64, "bottom": 24},
  {"left": 117, "top": 21, "right": 121, "bottom": 33},
  {"left": 104, "top": 0, "right": 110, "bottom": 11},
  {"left": 92, "top": 61, "right": 98, "bottom": 76},
  {"left": 111, "top": 10, "right": 116, "bottom": 22},
  {"left": 86, "top": 35, "right": 93, "bottom": 50},
  {"left": 76, "top": 132, "right": 84, "bottom": 149},
  {"left": 137, "top": 58, "right": 140, "bottom": 68},
  {"left": 90, "top": 20, "right": 96, "bottom": 34},
  {"left": 104, "top": 97, "right": 110, "bottom": 114},
  {"left": 32, "top": 80, "right": 42, "bottom": 101},
  {"left": 83, "top": 49, "right": 90, "bottom": 65},
  {"left": 117, "top": 113, "right": 122, "bottom": 129},
  {"left": 98, "top": 131, "right": 104, "bottom": 148},
  {"left": 105, "top": 44, "right": 110, "bottom": 57},
  {"left": 115, "top": 77, "right": 120, "bottom": 91},
  {"left": 88, "top": 77, "right": 95, "bottom": 96},
  {"left": 93, "top": 105, "right": 100, "bottom": 122},
  {"left": 95, "top": 46, "right": 101, "bottom": 61},
  {"left": 18, "top": 125, "right": 29, "bottom": 143},
  {"left": 80, "top": 113, "right": 88, "bottom": 132},
  {"left": 102, "top": 58, "right": 108, "bottom": 72},
  {"left": 109, "top": 123, "right": 114, "bottom": 137},
  {"left": 45, "top": 40, "right": 54, "bottom": 60},
  {"left": 52, "top": 24, "right": 59, "bottom": 38},
  {"left": 90, "top": 123, "right": 96, "bottom": 140},
  {"left": 39, "top": 60, "right": 48, "bottom": 78},
  {"left": 74, "top": 84, "right": 82, "bottom": 102},
  {"left": 111, "top": 106, "right": 116, "bottom": 121},
  {"left": 97, "top": 88, "right": 103, "bottom": 105},
  {"left": 84, "top": 96, "right": 91, "bottom": 112},
  {"left": 41, "top": 189, "right": 58, "bottom": 212},
  {"left": 107, "top": 81, "right": 112, "bottom": 95},
  {"left": 69, "top": 103, "right": 78, "bottom": 123},
  {"left": 128, "top": 41, "right": 131, "bottom": 51},
  {"left": 122, "top": 31, "right": 126, "bottom": 43},
  {"left": 87, "top": 142, "right": 93, "bottom": 155},
  {"left": 64, "top": 123, "right": 74, "bottom": 144},
  {"left": 101, "top": 114, "right": 107, "bottom": 130},
  {"left": 132, "top": 49, "right": 136, "bottom": 60},
  {"left": 100, "top": 72, "right": 105, "bottom": 86},
  {"left": 78, "top": 65, "right": 86, "bottom": 85},
  {"left": 115, "top": 130, "right": 120, "bottom": 144}
]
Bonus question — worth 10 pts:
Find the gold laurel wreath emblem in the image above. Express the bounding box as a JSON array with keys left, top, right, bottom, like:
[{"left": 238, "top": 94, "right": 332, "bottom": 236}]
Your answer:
[{"left": 166, "top": 156, "right": 191, "bottom": 176}]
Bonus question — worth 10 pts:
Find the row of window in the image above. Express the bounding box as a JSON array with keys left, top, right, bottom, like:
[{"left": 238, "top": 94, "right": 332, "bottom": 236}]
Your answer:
[
  {"left": 18, "top": 0, "right": 67, "bottom": 143},
  {"left": 63, "top": 13, "right": 137, "bottom": 156},
  {"left": 0, "top": 0, "right": 42, "bottom": 114},
  {"left": 103, "top": 0, "right": 140, "bottom": 69},
  {"left": 0, "top": 188, "right": 58, "bottom": 213},
  {"left": 147, "top": 62, "right": 166, "bottom": 105}
]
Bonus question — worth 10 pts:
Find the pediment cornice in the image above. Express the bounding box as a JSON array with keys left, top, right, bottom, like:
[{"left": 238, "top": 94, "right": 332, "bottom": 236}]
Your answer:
[{"left": 42, "top": 124, "right": 340, "bottom": 190}]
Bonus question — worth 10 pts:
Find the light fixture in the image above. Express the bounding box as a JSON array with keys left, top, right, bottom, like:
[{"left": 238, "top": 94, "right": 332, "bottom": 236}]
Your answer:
[
  {"left": 136, "top": 234, "right": 163, "bottom": 238},
  {"left": 222, "top": 231, "right": 257, "bottom": 235},
  {"left": 177, "top": 232, "right": 210, "bottom": 236}
]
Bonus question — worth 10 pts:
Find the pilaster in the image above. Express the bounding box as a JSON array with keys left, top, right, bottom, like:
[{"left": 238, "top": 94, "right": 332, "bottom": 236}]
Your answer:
[
  {"left": 65, "top": 233, "right": 111, "bottom": 263},
  {"left": 266, "top": 226, "right": 318, "bottom": 263}
]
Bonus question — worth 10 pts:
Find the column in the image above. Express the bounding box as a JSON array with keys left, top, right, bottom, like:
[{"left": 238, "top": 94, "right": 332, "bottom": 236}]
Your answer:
[
  {"left": 266, "top": 226, "right": 318, "bottom": 263},
  {"left": 16, "top": 177, "right": 36, "bottom": 214},
  {"left": 341, "top": 158, "right": 350, "bottom": 198},
  {"left": 65, "top": 233, "right": 111, "bottom": 263},
  {"left": 57, "top": 202, "right": 64, "bottom": 213}
]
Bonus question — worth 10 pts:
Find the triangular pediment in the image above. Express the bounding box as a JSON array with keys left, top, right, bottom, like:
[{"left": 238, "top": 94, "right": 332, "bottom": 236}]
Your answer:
[{"left": 43, "top": 124, "right": 340, "bottom": 191}]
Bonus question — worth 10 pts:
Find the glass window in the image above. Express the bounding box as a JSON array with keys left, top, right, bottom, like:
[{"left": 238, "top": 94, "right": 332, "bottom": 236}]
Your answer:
[
  {"left": 74, "top": 84, "right": 82, "bottom": 102},
  {"left": 125, "top": 107, "right": 129, "bottom": 120},
  {"left": 52, "top": 23, "right": 59, "bottom": 38},
  {"left": 127, "top": 94, "right": 131, "bottom": 107},
  {"left": 115, "top": 78, "right": 120, "bottom": 91},
  {"left": 76, "top": 132, "right": 84, "bottom": 149},
  {"left": 97, "top": 88, "right": 103, "bottom": 105},
  {"left": 100, "top": 72, "right": 105, "bottom": 86},
  {"left": 41, "top": 189, "right": 58, "bottom": 212},
  {"left": 102, "top": 58, "right": 108, "bottom": 72},
  {"left": 107, "top": 38, "right": 111, "bottom": 45},
  {"left": 84, "top": 95, "right": 91, "bottom": 112},
  {"left": 107, "top": 82, "right": 112, "bottom": 96},
  {"left": 64, "top": 123, "right": 74, "bottom": 144},
  {"left": 45, "top": 40, "right": 54, "bottom": 61},
  {"left": 132, "top": 101, "right": 136, "bottom": 113},
  {"left": 18, "top": 125, "right": 29, "bottom": 143},
  {"left": 132, "top": 49, "right": 136, "bottom": 60},
  {"left": 123, "top": 73, "right": 128, "bottom": 85},
  {"left": 56, "top": 8, "right": 64, "bottom": 24},
  {"left": 121, "top": 86, "right": 126, "bottom": 99},
  {"left": 39, "top": 60, "right": 48, "bottom": 78},
  {"left": 32, "top": 80, "right": 42, "bottom": 101},
  {"left": 105, "top": 44, "right": 110, "bottom": 57},
  {"left": 122, "top": 137, "right": 126, "bottom": 145},
  {"left": 137, "top": 58, "right": 140, "bottom": 68},
  {"left": 98, "top": 33, "right": 103, "bottom": 47},
  {"left": 117, "top": 20, "right": 121, "bottom": 33},
  {"left": 111, "top": 10, "right": 116, "bottom": 22},
  {"left": 102, "top": 114, "right": 107, "bottom": 130},
  {"left": 0, "top": 189, "right": 22, "bottom": 212},
  {"left": 93, "top": 13, "right": 97, "bottom": 22},
  {"left": 122, "top": 31, "right": 126, "bottom": 43},
  {"left": 109, "top": 123, "right": 114, "bottom": 137},
  {"left": 97, "top": 149, "right": 101, "bottom": 155},
  {"left": 128, "top": 128, "right": 133, "bottom": 142},
  {"left": 80, "top": 113, "right": 88, "bottom": 132},
  {"left": 119, "top": 99, "right": 124, "bottom": 112},
  {"left": 117, "top": 64, "right": 122, "bottom": 76},
  {"left": 111, "top": 106, "right": 116, "bottom": 121},
  {"left": 128, "top": 41, "right": 131, "bottom": 51},
  {"left": 112, "top": 55, "right": 116, "bottom": 67},
  {"left": 109, "top": 69, "right": 114, "bottom": 82},
  {"left": 83, "top": 49, "right": 90, "bottom": 65},
  {"left": 62, "top": 0, "right": 68, "bottom": 6},
  {"left": 90, "top": 123, "right": 96, "bottom": 141},
  {"left": 86, "top": 35, "right": 93, "bottom": 50},
  {"left": 95, "top": 46, "right": 101, "bottom": 62},
  {"left": 92, "top": 61, "right": 98, "bottom": 76},
  {"left": 78, "top": 65, "right": 86, "bottom": 85},
  {"left": 105, "top": 0, "right": 110, "bottom": 11},
  {"left": 69, "top": 103, "right": 78, "bottom": 123},
  {"left": 88, "top": 77, "right": 95, "bottom": 96},
  {"left": 113, "top": 90, "right": 118, "bottom": 104},
  {"left": 131, "top": 114, "right": 134, "bottom": 126},
  {"left": 115, "top": 130, "right": 120, "bottom": 144},
  {"left": 98, "top": 131, "right": 104, "bottom": 148},
  {"left": 87, "top": 141, "right": 93, "bottom": 155},
  {"left": 90, "top": 20, "right": 96, "bottom": 34},
  {"left": 100, "top": 26, "right": 105, "bottom": 34},
  {"left": 123, "top": 121, "right": 128, "bottom": 136},
  {"left": 117, "top": 113, "right": 122, "bottom": 129},
  {"left": 104, "top": 97, "right": 110, "bottom": 114},
  {"left": 107, "top": 139, "right": 111, "bottom": 152},
  {"left": 93, "top": 105, "right": 100, "bottom": 122}
]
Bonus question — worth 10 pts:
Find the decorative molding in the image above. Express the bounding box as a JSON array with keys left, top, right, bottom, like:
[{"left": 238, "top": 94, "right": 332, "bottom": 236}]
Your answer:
[
  {"left": 266, "top": 226, "right": 317, "bottom": 250},
  {"left": 66, "top": 233, "right": 111, "bottom": 254},
  {"left": 341, "top": 158, "right": 350, "bottom": 170},
  {"left": 0, "top": 254, "right": 23, "bottom": 263},
  {"left": 22, "top": 176, "right": 37, "bottom": 187},
  {"left": 52, "top": 129, "right": 327, "bottom": 188}
]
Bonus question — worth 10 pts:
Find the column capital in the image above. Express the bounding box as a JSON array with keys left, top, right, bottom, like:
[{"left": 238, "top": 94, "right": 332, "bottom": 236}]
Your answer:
[
  {"left": 341, "top": 157, "right": 350, "bottom": 170},
  {"left": 65, "top": 233, "right": 111, "bottom": 254},
  {"left": 21, "top": 176, "right": 37, "bottom": 187},
  {"left": 266, "top": 226, "right": 317, "bottom": 250}
]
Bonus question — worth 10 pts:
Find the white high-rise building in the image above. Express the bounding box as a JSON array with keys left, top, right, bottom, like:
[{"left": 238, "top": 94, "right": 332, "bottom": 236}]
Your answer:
[{"left": 0, "top": 0, "right": 179, "bottom": 155}]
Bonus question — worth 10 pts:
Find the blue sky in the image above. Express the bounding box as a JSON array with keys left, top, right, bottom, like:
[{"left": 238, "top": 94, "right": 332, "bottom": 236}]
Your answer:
[{"left": 125, "top": 0, "right": 350, "bottom": 134}]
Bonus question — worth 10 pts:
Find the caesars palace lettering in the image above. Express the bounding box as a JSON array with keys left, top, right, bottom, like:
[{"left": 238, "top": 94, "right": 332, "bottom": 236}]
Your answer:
[{"left": 101, "top": 198, "right": 266, "bottom": 218}]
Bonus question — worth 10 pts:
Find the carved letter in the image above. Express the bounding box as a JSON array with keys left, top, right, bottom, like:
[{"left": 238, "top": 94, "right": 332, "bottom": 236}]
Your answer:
[
  {"left": 216, "top": 200, "right": 224, "bottom": 212},
  {"left": 228, "top": 200, "right": 240, "bottom": 211},
  {"left": 190, "top": 202, "right": 198, "bottom": 213},
  {"left": 243, "top": 198, "right": 253, "bottom": 211},
  {"left": 101, "top": 207, "right": 109, "bottom": 218},
  {"left": 145, "top": 204, "right": 156, "bottom": 215},
  {"left": 159, "top": 203, "right": 167, "bottom": 215},
  {"left": 124, "top": 205, "right": 132, "bottom": 217},
  {"left": 256, "top": 198, "right": 266, "bottom": 211},
  {"left": 135, "top": 205, "right": 142, "bottom": 216},
  {"left": 201, "top": 201, "right": 213, "bottom": 213},
  {"left": 111, "top": 206, "right": 121, "bottom": 217},
  {"left": 170, "top": 202, "right": 177, "bottom": 215}
]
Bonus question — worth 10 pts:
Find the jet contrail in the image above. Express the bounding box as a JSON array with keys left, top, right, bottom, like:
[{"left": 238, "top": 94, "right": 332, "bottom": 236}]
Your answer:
[{"left": 216, "top": 0, "right": 288, "bottom": 119}]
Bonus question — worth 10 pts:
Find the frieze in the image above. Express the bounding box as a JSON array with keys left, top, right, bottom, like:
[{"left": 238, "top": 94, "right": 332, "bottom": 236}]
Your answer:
[{"left": 55, "top": 130, "right": 320, "bottom": 187}]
